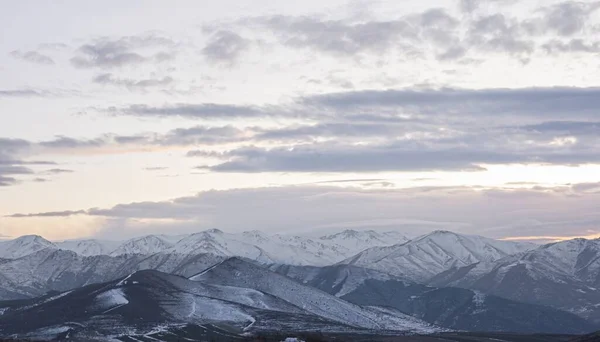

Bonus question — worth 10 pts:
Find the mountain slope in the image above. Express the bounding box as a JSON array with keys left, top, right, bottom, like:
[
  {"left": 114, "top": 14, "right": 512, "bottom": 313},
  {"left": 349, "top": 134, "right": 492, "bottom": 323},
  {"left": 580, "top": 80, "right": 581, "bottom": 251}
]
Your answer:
[
  {"left": 0, "top": 248, "right": 230, "bottom": 299},
  {"left": 190, "top": 257, "right": 441, "bottom": 333},
  {"left": 340, "top": 230, "right": 535, "bottom": 282},
  {"left": 343, "top": 279, "right": 595, "bottom": 334},
  {"left": 269, "top": 263, "right": 406, "bottom": 297},
  {"left": 109, "top": 235, "right": 174, "bottom": 256},
  {"left": 430, "top": 238, "right": 600, "bottom": 323},
  {"left": 270, "top": 264, "right": 596, "bottom": 334},
  {"left": 0, "top": 269, "right": 439, "bottom": 340}
]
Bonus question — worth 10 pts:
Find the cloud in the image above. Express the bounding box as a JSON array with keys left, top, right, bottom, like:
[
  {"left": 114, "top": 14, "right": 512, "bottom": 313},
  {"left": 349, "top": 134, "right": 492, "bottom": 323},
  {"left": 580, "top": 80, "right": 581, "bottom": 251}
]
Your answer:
[
  {"left": 304, "top": 87, "right": 600, "bottom": 120},
  {"left": 0, "top": 89, "right": 48, "bottom": 97},
  {"left": 542, "top": 39, "right": 600, "bottom": 54},
  {"left": 70, "top": 34, "right": 176, "bottom": 69},
  {"left": 9, "top": 50, "right": 55, "bottom": 65},
  {"left": 144, "top": 167, "right": 168, "bottom": 171},
  {"left": 521, "top": 121, "right": 600, "bottom": 133},
  {"left": 0, "top": 140, "right": 34, "bottom": 187},
  {"left": 104, "top": 86, "right": 600, "bottom": 122},
  {"left": 204, "top": 139, "right": 600, "bottom": 173},
  {"left": 93, "top": 73, "right": 174, "bottom": 91},
  {"left": 8, "top": 210, "right": 87, "bottom": 218},
  {"left": 40, "top": 136, "right": 104, "bottom": 149},
  {"left": 38, "top": 42, "right": 69, "bottom": 51},
  {"left": 207, "top": 1, "right": 600, "bottom": 65},
  {"left": 207, "top": 145, "right": 500, "bottom": 172},
  {"left": 8, "top": 184, "right": 600, "bottom": 239},
  {"left": 250, "top": 14, "right": 418, "bottom": 56},
  {"left": 201, "top": 30, "right": 250, "bottom": 66},
  {"left": 533, "top": 1, "right": 600, "bottom": 36},
  {"left": 45, "top": 168, "right": 74, "bottom": 174},
  {"left": 110, "top": 103, "right": 271, "bottom": 119}
]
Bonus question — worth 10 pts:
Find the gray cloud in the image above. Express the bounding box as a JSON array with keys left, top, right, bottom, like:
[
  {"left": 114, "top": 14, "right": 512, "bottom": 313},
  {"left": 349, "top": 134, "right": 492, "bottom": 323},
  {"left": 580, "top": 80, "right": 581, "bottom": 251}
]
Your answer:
[
  {"left": 0, "top": 176, "right": 17, "bottom": 187},
  {"left": 210, "top": 1, "right": 600, "bottom": 65},
  {"left": 204, "top": 144, "right": 553, "bottom": 173},
  {"left": 467, "top": 14, "right": 534, "bottom": 57},
  {"left": 521, "top": 121, "right": 600, "bottom": 133},
  {"left": 70, "top": 34, "right": 176, "bottom": 69},
  {"left": 111, "top": 103, "right": 271, "bottom": 119},
  {"left": 160, "top": 125, "right": 249, "bottom": 145},
  {"left": 201, "top": 30, "right": 250, "bottom": 66},
  {"left": 40, "top": 136, "right": 104, "bottom": 149},
  {"left": 251, "top": 14, "right": 417, "bottom": 56},
  {"left": 0, "top": 140, "right": 32, "bottom": 187},
  {"left": 542, "top": 39, "right": 600, "bottom": 54},
  {"left": 9, "top": 50, "right": 55, "bottom": 65},
  {"left": 534, "top": 1, "right": 600, "bottom": 36},
  {"left": 305, "top": 87, "right": 600, "bottom": 119},
  {"left": 38, "top": 43, "right": 69, "bottom": 51},
  {"left": 93, "top": 73, "right": 174, "bottom": 90},
  {"left": 105, "top": 86, "right": 600, "bottom": 122},
  {"left": 8, "top": 210, "right": 87, "bottom": 218},
  {"left": 0, "top": 89, "right": 48, "bottom": 97},
  {"left": 45, "top": 168, "right": 74, "bottom": 174},
  {"left": 7, "top": 184, "right": 600, "bottom": 239}
]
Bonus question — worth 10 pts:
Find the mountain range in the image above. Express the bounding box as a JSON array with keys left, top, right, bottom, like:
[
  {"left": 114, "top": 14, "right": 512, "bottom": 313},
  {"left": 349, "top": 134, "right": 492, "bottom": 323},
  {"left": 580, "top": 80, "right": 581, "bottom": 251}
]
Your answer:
[
  {"left": 0, "top": 229, "right": 409, "bottom": 265},
  {"left": 1, "top": 229, "right": 600, "bottom": 340}
]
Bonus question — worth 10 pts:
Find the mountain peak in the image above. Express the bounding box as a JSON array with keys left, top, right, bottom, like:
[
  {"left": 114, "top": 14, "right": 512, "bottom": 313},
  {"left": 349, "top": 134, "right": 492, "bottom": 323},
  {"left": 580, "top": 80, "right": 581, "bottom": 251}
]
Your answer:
[
  {"left": 14, "top": 234, "right": 52, "bottom": 243},
  {"left": 204, "top": 228, "right": 224, "bottom": 234},
  {"left": 321, "top": 229, "right": 377, "bottom": 240}
]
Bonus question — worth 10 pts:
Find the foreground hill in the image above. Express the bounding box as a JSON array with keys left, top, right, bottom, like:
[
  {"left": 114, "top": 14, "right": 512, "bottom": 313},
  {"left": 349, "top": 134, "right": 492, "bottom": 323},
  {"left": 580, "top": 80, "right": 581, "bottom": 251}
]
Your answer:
[
  {"left": 0, "top": 268, "right": 440, "bottom": 340},
  {"left": 190, "top": 257, "right": 440, "bottom": 333}
]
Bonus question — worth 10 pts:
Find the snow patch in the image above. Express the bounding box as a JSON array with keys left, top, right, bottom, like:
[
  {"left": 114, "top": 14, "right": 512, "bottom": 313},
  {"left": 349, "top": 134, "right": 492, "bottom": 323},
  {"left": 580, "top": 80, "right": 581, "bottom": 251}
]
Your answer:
[{"left": 95, "top": 288, "right": 129, "bottom": 310}]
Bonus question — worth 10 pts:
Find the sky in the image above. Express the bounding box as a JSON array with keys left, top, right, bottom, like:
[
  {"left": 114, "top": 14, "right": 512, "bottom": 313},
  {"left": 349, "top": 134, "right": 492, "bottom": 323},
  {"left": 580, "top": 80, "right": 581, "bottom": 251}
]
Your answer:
[{"left": 2, "top": 0, "right": 600, "bottom": 242}]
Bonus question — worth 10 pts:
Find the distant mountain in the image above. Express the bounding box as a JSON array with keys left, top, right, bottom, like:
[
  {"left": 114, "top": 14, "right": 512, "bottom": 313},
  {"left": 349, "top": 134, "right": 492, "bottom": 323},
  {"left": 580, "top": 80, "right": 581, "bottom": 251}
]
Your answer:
[
  {"left": 0, "top": 269, "right": 441, "bottom": 340},
  {"left": 55, "top": 239, "right": 121, "bottom": 257},
  {"left": 430, "top": 238, "right": 600, "bottom": 323},
  {"left": 0, "top": 229, "right": 407, "bottom": 266},
  {"left": 0, "top": 235, "right": 56, "bottom": 259},
  {"left": 271, "top": 264, "right": 596, "bottom": 334},
  {"left": 340, "top": 230, "right": 536, "bottom": 282},
  {"left": 190, "top": 257, "right": 441, "bottom": 332},
  {"left": 109, "top": 235, "right": 174, "bottom": 256},
  {"left": 319, "top": 229, "right": 409, "bottom": 253}
]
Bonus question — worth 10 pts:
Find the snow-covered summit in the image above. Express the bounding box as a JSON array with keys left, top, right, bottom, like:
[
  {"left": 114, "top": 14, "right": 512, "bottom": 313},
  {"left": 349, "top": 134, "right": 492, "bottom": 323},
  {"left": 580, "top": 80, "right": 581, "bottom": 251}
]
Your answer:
[
  {"left": 109, "top": 235, "right": 174, "bottom": 256},
  {"left": 340, "top": 230, "right": 536, "bottom": 282},
  {"left": 0, "top": 235, "right": 56, "bottom": 259}
]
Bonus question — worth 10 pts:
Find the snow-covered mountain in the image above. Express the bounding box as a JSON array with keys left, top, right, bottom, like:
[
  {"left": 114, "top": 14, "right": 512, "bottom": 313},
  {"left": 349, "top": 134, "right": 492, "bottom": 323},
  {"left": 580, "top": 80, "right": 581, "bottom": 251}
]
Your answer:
[
  {"left": 190, "top": 257, "right": 441, "bottom": 332},
  {"left": 109, "top": 235, "right": 174, "bottom": 256},
  {"left": 55, "top": 239, "right": 120, "bottom": 257},
  {"left": 0, "top": 229, "right": 409, "bottom": 266},
  {"left": 340, "top": 230, "right": 536, "bottom": 282},
  {"left": 270, "top": 264, "right": 594, "bottom": 334},
  {"left": 0, "top": 235, "right": 56, "bottom": 259},
  {"left": 320, "top": 229, "right": 409, "bottom": 253},
  {"left": 0, "top": 268, "right": 442, "bottom": 340},
  {"left": 430, "top": 238, "right": 600, "bottom": 322}
]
